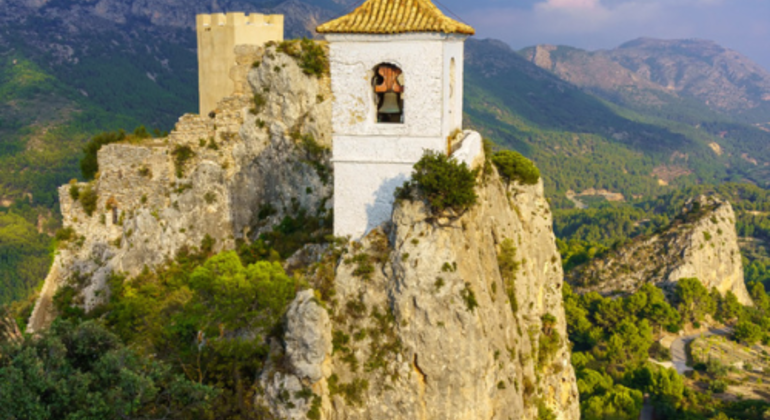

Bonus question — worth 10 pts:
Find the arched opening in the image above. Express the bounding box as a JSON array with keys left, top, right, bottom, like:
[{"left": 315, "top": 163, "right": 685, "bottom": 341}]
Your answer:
[{"left": 373, "top": 63, "right": 404, "bottom": 124}]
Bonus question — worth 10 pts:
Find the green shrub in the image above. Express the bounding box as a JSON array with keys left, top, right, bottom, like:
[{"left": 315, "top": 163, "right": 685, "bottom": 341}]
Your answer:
[
  {"left": 461, "top": 282, "right": 479, "bottom": 312},
  {"left": 55, "top": 226, "right": 76, "bottom": 242},
  {"left": 68, "top": 181, "right": 80, "bottom": 201},
  {"left": 278, "top": 38, "right": 329, "bottom": 78},
  {"left": 497, "top": 238, "right": 520, "bottom": 313},
  {"left": 79, "top": 184, "right": 98, "bottom": 216},
  {"left": 397, "top": 151, "right": 479, "bottom": 217},
  {"left": 537, "top": 402, "right": 557, "bottom": 420},
  {"left": 250, "top": 93, "right": 267, "bottom": 115},
  {"left": 80, "top": 127, "right": 153, "bottom": 180},
  {"left": 709, "top": 379, "right": 728, "bottom": 393},
  {"left": 734, "top": 320, "right": 763, "bottom": 345},
  {"left": 328, "top": 374, "right": 368, "bottom": 406},
  {"left": 491, "top": 150, "right": 540, "bottom": 185},
  {"left": 81, "top": 130, "right": 126, "bottom": 180},
  {"left": 171, "top": 145, "right": 195, "bottom": 178}
]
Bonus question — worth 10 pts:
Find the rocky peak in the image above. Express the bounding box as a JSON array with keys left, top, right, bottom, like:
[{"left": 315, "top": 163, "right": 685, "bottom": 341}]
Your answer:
[
  {"left": 568, "top": 196, "right": 753, "bottom": 306},
  {"left": 259, "top": 170, "right": 580, "bottom": 420}
]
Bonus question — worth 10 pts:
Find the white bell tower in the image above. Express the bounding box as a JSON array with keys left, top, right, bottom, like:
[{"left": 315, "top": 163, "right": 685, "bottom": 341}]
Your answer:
[{"left": 317, "top": 0, "right": 475, "bottom": 239}]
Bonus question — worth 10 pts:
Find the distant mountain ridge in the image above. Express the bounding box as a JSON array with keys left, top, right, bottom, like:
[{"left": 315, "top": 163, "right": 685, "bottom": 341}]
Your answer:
[{"left": 521, "top": 38, "right": 770, "bottom": 124}]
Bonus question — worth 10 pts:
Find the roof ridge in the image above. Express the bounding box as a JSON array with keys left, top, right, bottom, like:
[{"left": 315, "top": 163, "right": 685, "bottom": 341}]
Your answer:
[{"left": 316, "top": 0, "right": 475, "bottom": 36}]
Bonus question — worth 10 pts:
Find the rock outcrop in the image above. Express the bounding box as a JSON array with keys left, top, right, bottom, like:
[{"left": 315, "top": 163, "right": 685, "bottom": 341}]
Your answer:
[
  {"left": 568, "top": 196, "right": 752, "bottom": 305},
  {"left": 27, "top": 42, "right": 333, "bottom": 332},
  {"left": 260, "top": 172, "right": 580, "bottom": 420},
  {"left": 29, "top": 39, "right": 581, "bottom": 420}
]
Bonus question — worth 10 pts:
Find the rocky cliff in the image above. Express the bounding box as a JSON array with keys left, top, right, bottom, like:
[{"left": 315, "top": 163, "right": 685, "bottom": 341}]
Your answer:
[
  {"left": 29, "top": 39, "right": 580, "bottom": 419},
  {"left": 568, "top": 196, "right": 752, "bottom": 306},
  {"left": 260, "top": 172, "right": 580, "bottom": 420},
  {"left": 28, "top": 41, "right": 333, "bottom": 332}
]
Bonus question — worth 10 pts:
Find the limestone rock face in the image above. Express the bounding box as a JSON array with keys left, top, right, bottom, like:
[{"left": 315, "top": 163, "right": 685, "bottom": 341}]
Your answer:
[
  {"left": 262, "top": 172, "right": 580, "bottom": 420},
  {"left": 569, "top": 197, "right": 752, "bottom": 305},
  {"left": 285, "top": 290, "right": 333, "bottom": 384},
  {"left": 27, "top": 43, "right": 333, "bottom": 332}
]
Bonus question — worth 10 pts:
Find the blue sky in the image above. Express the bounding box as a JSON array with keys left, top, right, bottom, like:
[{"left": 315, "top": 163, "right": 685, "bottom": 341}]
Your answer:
[{"left": 435, "top": 0, "right": 770, "bottom": 70}]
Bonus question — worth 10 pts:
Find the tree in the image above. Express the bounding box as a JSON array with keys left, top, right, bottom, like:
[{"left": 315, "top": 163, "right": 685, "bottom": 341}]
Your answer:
[
  {"left": 674, "top": 278, "right": 715, "bottom": 324},
  {"left": 718, "top": 291, "right": 743, "bottom": 323},
  {"left": 491, "top": 150, "right": 541, "bottom": 185},
  {"left": 0, "top": 320, "right": 216, "bottom": 420},
  {"left": 581, "top": 384, "right": 643, "bottom": 420},
  {"left": 733, "top": 320, "right": 763, "bottom": 345},
  {"left": 397, "top": 151, "right": 479, "bottom": 217}
]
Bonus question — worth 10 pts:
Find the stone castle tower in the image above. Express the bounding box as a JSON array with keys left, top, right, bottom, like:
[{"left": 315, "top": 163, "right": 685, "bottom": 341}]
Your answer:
[
  {"left": 317, "top": 0, "right": 478, "bottom": 239},
  {"left": 196, "top": 12, "right": 284, "bottom": 115}
]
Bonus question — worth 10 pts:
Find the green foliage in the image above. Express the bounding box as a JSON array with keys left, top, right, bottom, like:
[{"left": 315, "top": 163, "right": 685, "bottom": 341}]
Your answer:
[
  {"left": 492, "top": 150, "right": 540, "bottom": 185},
  {"left": 256, "top": 205, "right": 332, "bottom": 260},
  {"left": 710, "top": 379, "right": 728, "bottom": 394},
  {"left": 398, "top": 151, "right": 479, "bottom": 217},
  {"left": 49, "top": 249, "right": 301, "bottom": 418},
  {"left": 0, "top": 212, "right": 52, "bottom": 304},
  {"left": 497, "top": 238, "right": 520, "bottom": 313},
  {"left": 733, "top": 320, "right": 763, "bottom": 345},
  {"left": 674, "top": 278, "right": 716, "bottom": 324},
  {"left": 538, "top": 313, "right": 561, "bottom": 369},
  {"left": 537, "top": 402, "right": 557, "bottom": 420},
  {"left": 327, "top": 374, "right": 369, "bottom": 406},
  {"left": 80, "top": 130, "right": 126, "bottom": 180},
  {"left": 460, "top": 282, "right": 479, "bottom": 312},
  {"left": 581, "top": 383, "right": 643, "bottom": 420},
  {"left": 0, "top": 319, "right": 216, "bottom": 419},
  {"left": 277, "top": 38, "right": 329, "bottom": 78},
  {"left": 171, "top": 144, "right": 195, "bottom": 178},
  {"left": 250, "top": 92, "right": 267, "bottom": 115},
  {"left": 78, "top": 183, "right": 98, "bottom": 216}
]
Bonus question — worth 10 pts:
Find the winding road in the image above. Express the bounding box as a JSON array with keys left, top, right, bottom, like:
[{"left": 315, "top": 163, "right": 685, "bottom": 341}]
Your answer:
[{"left": 670, "top": 327, "right": 732, "bottom": 375}]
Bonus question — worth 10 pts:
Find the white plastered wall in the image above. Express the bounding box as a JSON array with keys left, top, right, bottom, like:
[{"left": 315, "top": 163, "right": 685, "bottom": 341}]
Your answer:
[{"left": 328, "top": 33, "right": 469, "bottom": 239}]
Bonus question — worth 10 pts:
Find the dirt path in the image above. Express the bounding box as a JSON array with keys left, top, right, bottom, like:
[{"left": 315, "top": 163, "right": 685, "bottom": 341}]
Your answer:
[{"left": 670, "top": 327, "right": 732, "bottom": 375}]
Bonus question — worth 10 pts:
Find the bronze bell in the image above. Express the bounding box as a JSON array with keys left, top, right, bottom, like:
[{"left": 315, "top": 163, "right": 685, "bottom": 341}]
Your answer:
[{"left": 378, "top": 92, "right": 401, "bottom": 114}]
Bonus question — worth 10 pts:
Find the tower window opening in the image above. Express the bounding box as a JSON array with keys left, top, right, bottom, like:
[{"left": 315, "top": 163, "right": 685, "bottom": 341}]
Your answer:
[{"left": 373, "top": 63, "right": 404, "bottom": 123}]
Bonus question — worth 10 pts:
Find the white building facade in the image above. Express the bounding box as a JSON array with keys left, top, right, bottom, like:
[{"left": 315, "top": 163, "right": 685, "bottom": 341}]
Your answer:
[{"left": 317, "top": 0, "right": 477, "bottom": 239}]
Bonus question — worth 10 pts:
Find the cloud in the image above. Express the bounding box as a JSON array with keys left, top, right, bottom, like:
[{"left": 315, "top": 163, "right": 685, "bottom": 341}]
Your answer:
[
  {"left": 541, "top": 0, "right": 600, "bottom": 9},
  {"left": 449, "top": 0, "right": 770, "bottom": 70}
]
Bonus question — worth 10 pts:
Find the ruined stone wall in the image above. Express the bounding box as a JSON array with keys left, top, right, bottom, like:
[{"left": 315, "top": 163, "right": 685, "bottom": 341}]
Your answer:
[{"left": 28, "top": 44, "right": 332, "bottom": 332}]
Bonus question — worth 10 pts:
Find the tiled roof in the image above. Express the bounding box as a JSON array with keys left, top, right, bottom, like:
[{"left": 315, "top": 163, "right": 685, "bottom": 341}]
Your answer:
[{"left": 316, "top": 0, "right": 475, "bottom": 35}]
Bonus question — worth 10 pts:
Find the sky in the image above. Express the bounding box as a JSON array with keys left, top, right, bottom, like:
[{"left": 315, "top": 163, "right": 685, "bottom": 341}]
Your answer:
[{"left": 435, "top": 0, "right": 770, "bottom": 70}]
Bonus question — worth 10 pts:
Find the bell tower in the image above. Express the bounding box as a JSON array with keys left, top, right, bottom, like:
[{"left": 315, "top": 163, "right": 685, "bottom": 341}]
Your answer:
[{"left": 317, "top": 0, "right": 475, "bottom": 239}]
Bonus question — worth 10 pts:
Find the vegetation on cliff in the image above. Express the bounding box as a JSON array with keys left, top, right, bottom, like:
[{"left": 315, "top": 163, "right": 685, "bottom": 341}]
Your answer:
[
  {"left": 0, "top": 319, "right": 215, "bottom": 419},
  {"left": 49, "top": 244, "right": 304, "bottom": 419}
]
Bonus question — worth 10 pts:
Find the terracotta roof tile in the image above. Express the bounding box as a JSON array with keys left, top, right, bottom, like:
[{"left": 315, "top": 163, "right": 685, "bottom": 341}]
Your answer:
[{"left": 316, "top": 0, "right": 475, "bottom": 35}]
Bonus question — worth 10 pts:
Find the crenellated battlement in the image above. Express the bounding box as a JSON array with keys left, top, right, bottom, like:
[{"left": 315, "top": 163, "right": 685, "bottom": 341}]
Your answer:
[
  {"left": 196, "top": 12, "right": 284, "bottom": 115},
  {"left": 195, "top": 12, "right": 283, "bottom": 29}
]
